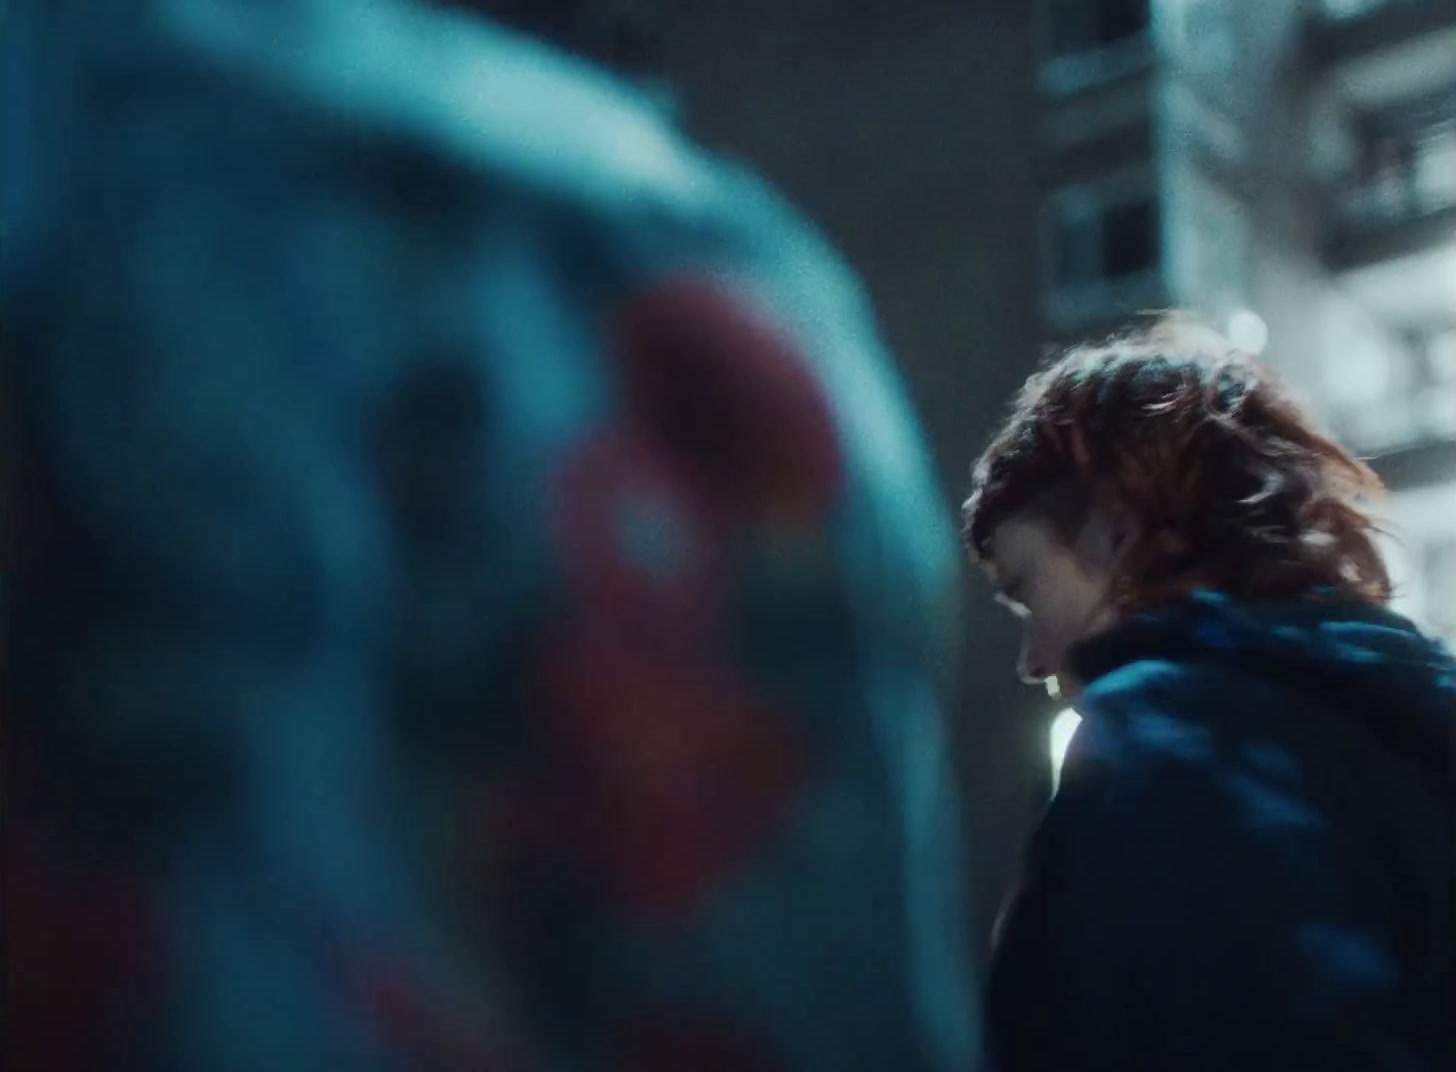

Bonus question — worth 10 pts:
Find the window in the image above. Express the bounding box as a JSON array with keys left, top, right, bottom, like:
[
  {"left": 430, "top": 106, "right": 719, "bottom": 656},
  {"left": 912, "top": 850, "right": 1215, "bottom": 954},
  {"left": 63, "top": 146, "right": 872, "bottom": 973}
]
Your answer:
[
  {"left": 1041, "top": 170, "right": 1167, "bottom": 327},
  {"left": 1046, "top": 189, "right": 1161, "bottom": 289},
  {"left": 1099, "top": 0, "right": 1151, "bottom": 46},
  {"left": 1103, "top": 199, "right": 1160, "bottom": 277},
  {"left": 1044, "top": 0, "right": 1150, "bottom": 61}
]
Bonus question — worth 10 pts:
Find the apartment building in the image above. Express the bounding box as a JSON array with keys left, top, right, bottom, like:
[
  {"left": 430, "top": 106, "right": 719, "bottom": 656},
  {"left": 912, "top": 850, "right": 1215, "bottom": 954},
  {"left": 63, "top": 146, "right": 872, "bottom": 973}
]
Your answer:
[{"left": 1034, "top": 0, "right": 1456, "bottom": 644}]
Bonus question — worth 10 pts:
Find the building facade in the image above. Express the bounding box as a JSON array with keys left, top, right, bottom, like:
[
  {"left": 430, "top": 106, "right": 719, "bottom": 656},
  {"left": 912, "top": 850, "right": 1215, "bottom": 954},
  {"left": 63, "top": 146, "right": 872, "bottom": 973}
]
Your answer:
[
  {"left": 654, "top": 0, "right": 1052, "bottom": 942},
  {"left": 1035, "top": 0, "right": 1456, "bottom": 646}
]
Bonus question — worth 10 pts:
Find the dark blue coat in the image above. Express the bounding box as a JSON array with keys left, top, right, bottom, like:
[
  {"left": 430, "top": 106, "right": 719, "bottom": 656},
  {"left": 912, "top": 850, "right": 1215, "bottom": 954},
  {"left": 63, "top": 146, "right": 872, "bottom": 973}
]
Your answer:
[{"left": 987, "top": 590, "right": 1455, "bottom": 1072}]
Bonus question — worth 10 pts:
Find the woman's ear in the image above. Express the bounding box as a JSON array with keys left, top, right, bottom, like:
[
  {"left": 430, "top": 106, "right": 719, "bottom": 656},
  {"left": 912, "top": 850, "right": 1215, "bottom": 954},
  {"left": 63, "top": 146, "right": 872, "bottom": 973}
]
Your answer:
[{"left": 1071, "top": 506, "right": 1120, "bottom": 574}]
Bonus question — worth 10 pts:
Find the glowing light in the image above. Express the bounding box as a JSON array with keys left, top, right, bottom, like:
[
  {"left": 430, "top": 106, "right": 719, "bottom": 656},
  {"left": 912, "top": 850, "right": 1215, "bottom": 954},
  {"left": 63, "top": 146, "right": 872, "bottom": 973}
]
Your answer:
[
  {"left": 1227, "top": 309, "right": 1269, "bottom": 356},
  {"left": 1049, "top": 708, "right": 1082, "bottom": 792}
]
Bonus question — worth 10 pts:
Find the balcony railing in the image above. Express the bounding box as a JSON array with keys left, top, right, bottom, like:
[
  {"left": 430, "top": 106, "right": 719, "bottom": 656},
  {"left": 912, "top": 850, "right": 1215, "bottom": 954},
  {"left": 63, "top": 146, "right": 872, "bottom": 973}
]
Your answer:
[
  {"left": 1336, "top": 387, "right": 1456, "bottom": 456},
  {"left": 1324, "top": 129, "right": 1456, "bottom": 267},
  {"left": 1334, "top": 130, "right": 1456, "bottom": 225},
  {"left": 1330, "top": 329, "right": 1456, "bottom": 462},
  {"left": 1309, "top": 0, "right": 1456, "bottom": 67},
  {"left": 1321, "top": 0, "right": 1443, "bottom": 21},
  {"left": 1370, "top": 438, "right": 1456, "bottom": 491},
  {"left": 1037, "top": 0, "right": 1154, "bottom": 97}
]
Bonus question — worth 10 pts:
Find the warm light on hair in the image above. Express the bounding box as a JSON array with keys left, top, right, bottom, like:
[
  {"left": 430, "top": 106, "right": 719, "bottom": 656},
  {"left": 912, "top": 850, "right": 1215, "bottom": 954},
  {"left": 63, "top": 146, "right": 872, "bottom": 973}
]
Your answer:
[{"left": 962, "top": 313, "right": 1391, "bottom": 610}]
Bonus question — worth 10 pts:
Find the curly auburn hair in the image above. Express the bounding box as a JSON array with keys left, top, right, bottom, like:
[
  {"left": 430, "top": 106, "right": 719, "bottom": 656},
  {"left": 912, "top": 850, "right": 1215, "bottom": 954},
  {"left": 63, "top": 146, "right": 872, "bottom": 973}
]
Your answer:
[{"left": 961, "top": 314, "right": 1391, "bottom": 609}]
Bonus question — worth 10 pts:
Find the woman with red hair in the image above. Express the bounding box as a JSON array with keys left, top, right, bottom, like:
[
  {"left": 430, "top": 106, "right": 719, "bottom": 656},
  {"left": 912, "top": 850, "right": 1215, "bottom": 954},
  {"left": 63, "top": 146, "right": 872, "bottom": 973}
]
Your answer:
[{"left": 964, "top": 315, "right": 1454, "bottom": 1072}]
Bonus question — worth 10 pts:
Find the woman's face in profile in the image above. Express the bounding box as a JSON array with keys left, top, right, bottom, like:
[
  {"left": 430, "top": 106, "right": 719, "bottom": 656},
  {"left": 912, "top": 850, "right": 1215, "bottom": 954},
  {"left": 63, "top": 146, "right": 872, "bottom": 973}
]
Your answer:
[{"left": 986, "top": 507, "right": 1123, "bottom": 701}]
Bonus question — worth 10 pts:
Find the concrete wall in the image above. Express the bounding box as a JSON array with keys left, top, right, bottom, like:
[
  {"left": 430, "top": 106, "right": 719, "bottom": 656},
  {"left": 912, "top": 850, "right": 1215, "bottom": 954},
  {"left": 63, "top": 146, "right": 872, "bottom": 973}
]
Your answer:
[{"left": 653, "top": 0, "right": 1052, "bottom": 946}]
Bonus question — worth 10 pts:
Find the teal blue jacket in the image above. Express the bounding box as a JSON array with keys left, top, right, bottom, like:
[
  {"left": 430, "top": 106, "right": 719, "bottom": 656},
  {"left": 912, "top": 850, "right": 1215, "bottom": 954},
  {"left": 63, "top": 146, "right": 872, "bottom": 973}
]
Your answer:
[{"left": 1, "top": 4, "right": 978, "bottom": 1070}]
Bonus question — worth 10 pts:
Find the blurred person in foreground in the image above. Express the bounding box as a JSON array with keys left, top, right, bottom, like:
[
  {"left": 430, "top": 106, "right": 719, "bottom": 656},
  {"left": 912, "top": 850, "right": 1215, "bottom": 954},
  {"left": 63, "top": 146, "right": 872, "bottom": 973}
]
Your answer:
[
  {"left": 0, "top": 1, "right": 978, "bottom": 1069},
  {"left": 962, "top": 315, "right": 1454, "bottom": 1072}
]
